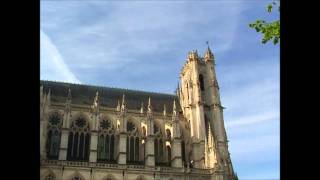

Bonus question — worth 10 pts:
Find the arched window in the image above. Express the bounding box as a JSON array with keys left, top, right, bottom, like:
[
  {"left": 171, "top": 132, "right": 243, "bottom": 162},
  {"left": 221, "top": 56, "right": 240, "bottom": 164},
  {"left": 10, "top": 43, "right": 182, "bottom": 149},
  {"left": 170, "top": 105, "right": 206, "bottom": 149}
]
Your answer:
[
  {"left": 204, "top": 115, "right": 210, "bottom": 140},
  {"left": 154, "top": 123, "right": 167, "bottom": 166},
  {"left": 181, "top": 140, "right": 186, "bottom": 167},
  {"left": 154, "top": 124, "right": 159, "bottom": 134},
  {"left": 186, "top": 83, "right": 190, "bottom": 100},
  {"left": 67, "top": 117, "right": 90, "bottom": 161},
  {"left": 45, "top": 174, "right": 55, "bottom": 180},
  {"left": 46, "top": 112, "right": 62, "bottom": 159},
  {"left": 97, "top": 119, "right": 115, "bottom": 163},
  {"left": 142, "top": 126, "right": 146, "bottom": 137},
  {"left": 167, "top": 145, "right": 171, "bottom": 166},
  {"left": 166, "top": 129, "right": 171, "bottom": 140},
  {"left": 199, "top": 74, "right": 205, "bottom": 91},
  {"left": 126, "top": 121, "right": 142, "bottom": 164},
  {"left": 154, "top": 139, "right": 158, "bottom": 163}
]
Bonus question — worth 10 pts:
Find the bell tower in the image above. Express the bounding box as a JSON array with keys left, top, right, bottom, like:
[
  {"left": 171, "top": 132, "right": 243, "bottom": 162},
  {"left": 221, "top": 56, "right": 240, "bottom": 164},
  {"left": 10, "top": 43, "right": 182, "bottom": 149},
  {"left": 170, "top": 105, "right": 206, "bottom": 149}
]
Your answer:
[{"left": 178, "top": 46, "right": 236, "bottom": 179}]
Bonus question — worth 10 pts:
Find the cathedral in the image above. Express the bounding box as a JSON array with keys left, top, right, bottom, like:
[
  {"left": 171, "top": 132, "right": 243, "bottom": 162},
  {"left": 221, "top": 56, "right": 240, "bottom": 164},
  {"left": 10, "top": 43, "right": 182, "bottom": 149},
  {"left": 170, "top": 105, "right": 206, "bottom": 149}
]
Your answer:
[{"left": 40, "top": 47, "right": 237, "bottom": 180}]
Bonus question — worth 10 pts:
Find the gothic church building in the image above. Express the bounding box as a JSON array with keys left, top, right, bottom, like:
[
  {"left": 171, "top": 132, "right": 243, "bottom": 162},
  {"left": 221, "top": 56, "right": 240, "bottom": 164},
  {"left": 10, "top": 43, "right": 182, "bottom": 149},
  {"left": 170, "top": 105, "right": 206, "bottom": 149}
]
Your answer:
[{"left": 40, "top": 47, "right": 237, "bottom": 180}]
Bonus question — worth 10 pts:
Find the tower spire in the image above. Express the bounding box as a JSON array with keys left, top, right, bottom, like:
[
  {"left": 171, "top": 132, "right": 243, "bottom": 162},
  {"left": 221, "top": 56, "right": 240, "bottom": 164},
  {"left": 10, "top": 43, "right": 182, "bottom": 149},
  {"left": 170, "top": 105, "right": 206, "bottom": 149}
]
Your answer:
[
  {"left": 204, "top": 41, "right": 214, "bottom": 61},
  {"left": 163, "top": 104, "right": 167, "bottom": 116}
]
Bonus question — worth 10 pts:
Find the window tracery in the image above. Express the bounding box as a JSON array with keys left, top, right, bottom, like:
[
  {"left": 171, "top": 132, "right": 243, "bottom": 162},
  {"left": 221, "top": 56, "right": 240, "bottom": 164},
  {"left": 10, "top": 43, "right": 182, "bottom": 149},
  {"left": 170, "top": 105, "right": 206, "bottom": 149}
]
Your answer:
[
  {"left": 126, "top": 121, "right": 143, "bottom": 164},
  {"left": 46, "top": 112, "right": 62, "bottom": 159},
  {"left": 98, "top": 118, "right": 115, "bottom": 163},
  {"left": 67, "top": 116, "right": 90, "bottom": 161}
]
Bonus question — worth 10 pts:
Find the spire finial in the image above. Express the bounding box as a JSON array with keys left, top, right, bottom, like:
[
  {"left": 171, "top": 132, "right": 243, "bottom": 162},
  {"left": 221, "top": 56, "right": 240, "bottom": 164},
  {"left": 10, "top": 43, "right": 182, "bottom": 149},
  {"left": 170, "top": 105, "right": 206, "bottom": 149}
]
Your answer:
[
  {"left": 173, "top": 99, "right": 177, "bottom": 116},
  {"left": 67, "top": 88, "right": 72, "bottom": 99},
  {"left": 121, "top": 94, "right": 126, "bottom": 107},
  {"left": 204, "top": 41, "right": 214, "bottom": 61},
  {"left": 93, "top": 91, "right": 99, "bottom": 106},
  {"left": 147, "top": 97, "right": 152, "bottom": 113},
  {"left": 140, "top": 101, "right": 144, "bottom": 114},
  {"left": 116, "top": 99, "right": 121, "bottom": 111}
]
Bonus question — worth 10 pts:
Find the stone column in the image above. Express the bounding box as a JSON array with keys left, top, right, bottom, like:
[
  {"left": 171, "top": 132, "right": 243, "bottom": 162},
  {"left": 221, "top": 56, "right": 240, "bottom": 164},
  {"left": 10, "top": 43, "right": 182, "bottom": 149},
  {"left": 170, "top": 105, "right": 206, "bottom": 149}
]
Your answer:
[
  {"left": 117, "top": 132, "right": 127, "bottom": 164},
  {"left": 58, "top": 128, "right": 69, "bottom": 160},
  {"left": 171, "top": 138, "right": 182, "bottom": 168},
  {"left": 145, "top": 135, "right": 155, "bottom": 167},
  {"left": 89, "top": 130, "right": 98, "bottom": 162},
  {"left": 192, "top": 139, "right": 205, "bottom": 168},
  {"left": 40, "top": 120, "right": 48, "bottom": 160}
]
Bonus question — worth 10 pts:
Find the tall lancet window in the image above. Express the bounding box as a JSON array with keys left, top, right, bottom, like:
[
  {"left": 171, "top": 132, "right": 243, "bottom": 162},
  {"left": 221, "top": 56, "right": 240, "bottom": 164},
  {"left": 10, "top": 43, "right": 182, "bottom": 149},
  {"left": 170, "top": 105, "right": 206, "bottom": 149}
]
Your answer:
[
  {"left": 166, "top": 145, "right": 171, "bottom": 166},
  {"left": 204, "top": 115, "right": 210, "bottom": 140},
  {"left": 181, "top": 140, "right": 186, "bottom": 167},
  {"left": 126, "top": 121, "right": 143, "bottom": 164},
  {"left": 46, "top": 112, "right": 62, "bottom": 159},
  {"left": 154, "top": 123, "right": 167, "bottom": 166},
  {"left": 67, "top": 117, "right": 90, "bottom": 161},
  {"left": 97, "top": 119, "right": 116, "bottom": 163},
  {"left": 199, "top": 74, "right": 205, "bottom": 91}
]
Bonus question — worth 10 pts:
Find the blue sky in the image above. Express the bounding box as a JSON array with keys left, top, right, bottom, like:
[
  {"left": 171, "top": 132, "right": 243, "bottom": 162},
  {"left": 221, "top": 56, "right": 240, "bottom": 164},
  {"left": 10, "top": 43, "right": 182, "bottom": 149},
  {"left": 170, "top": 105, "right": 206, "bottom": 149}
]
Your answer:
[{"left": 41, "top": 1, "right": 279, "bottom": 179}]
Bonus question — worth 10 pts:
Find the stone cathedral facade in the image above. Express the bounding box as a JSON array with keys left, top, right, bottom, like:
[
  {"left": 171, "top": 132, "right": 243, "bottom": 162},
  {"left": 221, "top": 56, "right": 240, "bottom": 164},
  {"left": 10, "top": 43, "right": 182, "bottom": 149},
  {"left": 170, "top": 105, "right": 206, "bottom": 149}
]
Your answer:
[{"left": 40, "top": 47, "right": 236, "bottom": 180}]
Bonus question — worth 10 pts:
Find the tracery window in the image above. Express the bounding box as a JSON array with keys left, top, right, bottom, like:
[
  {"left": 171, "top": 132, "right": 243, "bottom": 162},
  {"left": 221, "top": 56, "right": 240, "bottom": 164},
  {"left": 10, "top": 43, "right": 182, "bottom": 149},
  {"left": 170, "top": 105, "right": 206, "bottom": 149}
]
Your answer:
[
  {"left": 97, "top": 119, "right": 115, "bottom": 163},
  {"left": 46, "top": 112, "right": 62, "bottom": 159},
  {"left": 154, "top": 124, "right": 170, "bottom": 166},
  {"left": 126, "top": 121, "right": 143, "bottom": 164},
  {"left": 67, "top": 117, "right": 90, "bottom": 161}
]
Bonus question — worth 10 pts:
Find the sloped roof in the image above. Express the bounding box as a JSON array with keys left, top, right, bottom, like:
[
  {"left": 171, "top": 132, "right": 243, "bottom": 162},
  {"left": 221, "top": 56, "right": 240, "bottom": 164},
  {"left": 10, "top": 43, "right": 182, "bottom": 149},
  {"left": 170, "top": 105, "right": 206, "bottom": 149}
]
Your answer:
[{"left": 40, "top": 80, "right": 181, "bottom": 114}]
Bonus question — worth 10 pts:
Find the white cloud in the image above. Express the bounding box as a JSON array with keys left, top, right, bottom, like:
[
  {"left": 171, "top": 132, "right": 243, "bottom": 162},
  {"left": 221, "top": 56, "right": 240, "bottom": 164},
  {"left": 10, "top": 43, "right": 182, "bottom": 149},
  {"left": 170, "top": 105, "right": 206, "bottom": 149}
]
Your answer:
[
  {"left": 226, "top": 111, "right": 278, "bottom": 128},
  {"left": 40, "top": 1, "right": 244, "bottom": 80},
  {"left": 40, "top": 30, "right": 81, "bottom": 84}
]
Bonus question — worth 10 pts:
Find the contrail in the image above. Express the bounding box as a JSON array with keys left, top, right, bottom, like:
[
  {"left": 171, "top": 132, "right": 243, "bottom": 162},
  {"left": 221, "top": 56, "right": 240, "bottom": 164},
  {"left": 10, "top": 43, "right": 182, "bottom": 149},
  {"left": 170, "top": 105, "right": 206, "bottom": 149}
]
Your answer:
[{"left": 40, "top": 30, "right": 81, "bottom": 84}]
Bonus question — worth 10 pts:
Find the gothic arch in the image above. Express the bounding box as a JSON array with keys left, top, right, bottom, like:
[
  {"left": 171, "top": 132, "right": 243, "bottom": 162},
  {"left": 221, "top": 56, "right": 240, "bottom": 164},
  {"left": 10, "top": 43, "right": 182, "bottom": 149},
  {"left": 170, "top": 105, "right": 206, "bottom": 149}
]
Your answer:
[
  {"left": 126, "top": 116, "right": 142, "bottom": 134},
  {"left": 153, "top": 119, "right": 164, "bottom": 136}
]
